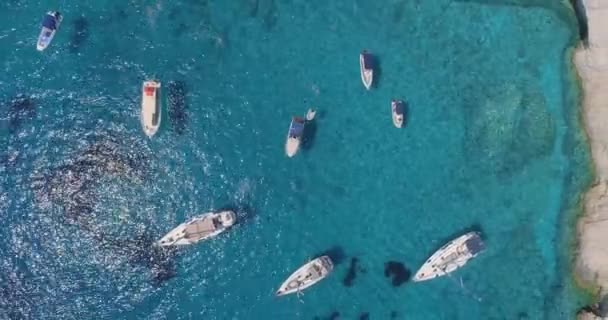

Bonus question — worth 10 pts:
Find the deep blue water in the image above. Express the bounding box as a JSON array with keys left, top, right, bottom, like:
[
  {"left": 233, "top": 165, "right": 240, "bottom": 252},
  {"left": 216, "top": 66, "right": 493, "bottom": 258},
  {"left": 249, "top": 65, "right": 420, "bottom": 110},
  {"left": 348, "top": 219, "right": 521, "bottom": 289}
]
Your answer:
[{"left": 0, "top": 1, "right": 592, "bottom": 319}]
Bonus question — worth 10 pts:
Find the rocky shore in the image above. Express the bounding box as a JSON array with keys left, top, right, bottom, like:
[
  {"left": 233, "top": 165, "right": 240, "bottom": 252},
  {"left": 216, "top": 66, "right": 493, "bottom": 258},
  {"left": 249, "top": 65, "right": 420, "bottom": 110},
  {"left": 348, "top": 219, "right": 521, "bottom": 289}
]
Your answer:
[{"left": 574, "top": 0, "right": 608, "bottom": 318}]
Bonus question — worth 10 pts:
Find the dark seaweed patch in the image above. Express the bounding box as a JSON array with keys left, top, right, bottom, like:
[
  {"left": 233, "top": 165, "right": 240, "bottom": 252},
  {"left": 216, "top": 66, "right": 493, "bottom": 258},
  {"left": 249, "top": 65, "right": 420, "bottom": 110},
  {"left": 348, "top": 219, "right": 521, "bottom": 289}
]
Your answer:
[
  {"left": 6, "top": 95, "right": 35, "bottom": 133},
  {"left": 30, "top": 135, "right": 175, "bottom": 284},
  {"left": 359, "top": 312, "right": 369, "bottom": 320},
  {"left": 261, "top": 0, "right": 279, "bottom": 31},
  {"left": 173, "top": 23, "right": 188, "bottom": 37},
  {"left": 167, "top": 80, "right": 188, "bottom": 135},
  {"left": 69, "top": 16, "right": 89, "bottom": 53},
  {"left": 244, "top": 0, "right": 260, "bottom": 17},
  {"left": 384, "top": 261, "right": 410, "bottom": 287},
  {"left": 343, "top": 257, "right": 365, "bottom": 287},
  {"left": 95, "top": 231, "right": 177, "bottom": 284},
  {"left": 114, "top": 6, "right": 128, "bottom": 20},
  {"left": 390, "top": 310, "right": 398, "bottom": 319},
  {"left": 328, "top": 311, "right": 340, "bottom": 320}
]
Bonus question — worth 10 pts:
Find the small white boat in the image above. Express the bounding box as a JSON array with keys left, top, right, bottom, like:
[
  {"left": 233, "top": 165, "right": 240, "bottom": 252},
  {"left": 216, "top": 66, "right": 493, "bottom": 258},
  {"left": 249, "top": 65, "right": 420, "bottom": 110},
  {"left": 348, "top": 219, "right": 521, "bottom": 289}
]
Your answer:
[
  {"left": 37, "top": 11, "right": 62, "bottom": 51},
  {"left": 276, "top": 256, "right": 333, "bottom": 297},
  {"left": 285, "top": 116, "right": 305, "bottom": 157},
  {"left": 305, "top": 108, "right": 317, "bottom": 121},
  {"left": 141, "top": 80, "right": 162, "bottom": 137},
  {"left": 391, "top": 100, "right": 405, "bottom": 128},
  {"left": 413, "top": 232, "right": 485, "bottom": 282},
  {"left": 156, "top": 210, "right": 236, "bottom": 247},
  {"left": 359, "top": 51, "right": 374, "bottom": 90}
]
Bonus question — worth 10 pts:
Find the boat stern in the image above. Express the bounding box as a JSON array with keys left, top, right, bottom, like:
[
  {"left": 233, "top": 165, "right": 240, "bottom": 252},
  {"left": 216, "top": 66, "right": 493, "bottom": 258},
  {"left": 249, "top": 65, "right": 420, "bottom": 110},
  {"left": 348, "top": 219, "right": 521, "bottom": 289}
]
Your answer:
[
  {"left": 285, "top": 138, "right": 300, "bottom": 157},
  {"left": 218, "top": 210, "right": 237, "bottom": 227}
]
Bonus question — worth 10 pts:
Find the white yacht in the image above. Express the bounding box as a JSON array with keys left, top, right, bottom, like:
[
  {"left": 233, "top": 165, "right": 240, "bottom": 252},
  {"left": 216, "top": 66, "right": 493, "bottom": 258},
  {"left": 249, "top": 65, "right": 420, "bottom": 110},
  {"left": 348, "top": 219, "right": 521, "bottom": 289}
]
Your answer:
[
  {"left": 37, "top": 11, "right": 62, "bottom": 51},
  {"left": 391, "top": 100, "right": 405, "bottom": 128},
  {"left": 276, "top": 256, "right": 333, "bottom": 297},
  {"left": 285, "top": 116, "right": 305, "bottom": 157},
  {"left": 413, "top": 232, "right": 485, "bottom": 282},
  {"left": 359, "top": 50, "right": 374, "bottom": 90},
  {"left": 156, "top": 210, "right": 236, "bottom": 247},
  {"left": 141, "top": 80, "right": 162, "bottom": 137}
]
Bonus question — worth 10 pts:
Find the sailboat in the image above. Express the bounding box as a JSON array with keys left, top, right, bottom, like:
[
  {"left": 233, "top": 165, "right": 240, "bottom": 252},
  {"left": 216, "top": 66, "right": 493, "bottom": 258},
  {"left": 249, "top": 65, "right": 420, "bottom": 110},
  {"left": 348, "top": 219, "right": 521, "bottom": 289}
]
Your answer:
[
  {"left": 276, "top": 256, "right": 334, "bottom": 296},
  {"left": 413, "top": 232, "right": 485, "bottom": 282},
  {"left": 156, "top": 210, "right": 237, "bottom": 247}
]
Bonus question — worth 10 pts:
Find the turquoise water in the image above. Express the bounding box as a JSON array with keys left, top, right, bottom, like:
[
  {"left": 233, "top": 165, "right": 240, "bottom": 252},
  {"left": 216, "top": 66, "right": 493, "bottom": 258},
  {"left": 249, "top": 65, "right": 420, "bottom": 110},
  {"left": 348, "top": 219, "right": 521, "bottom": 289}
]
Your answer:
[{"left": 0, "top": 1, "right": 592, "bottom": 319}]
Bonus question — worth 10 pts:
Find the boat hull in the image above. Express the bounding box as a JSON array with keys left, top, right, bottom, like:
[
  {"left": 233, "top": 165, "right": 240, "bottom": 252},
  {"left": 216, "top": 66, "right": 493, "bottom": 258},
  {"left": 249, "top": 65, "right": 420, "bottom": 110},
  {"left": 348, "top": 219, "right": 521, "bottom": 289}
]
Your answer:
[
  {"left": 276, "top": 256, "right": 333, "bottom": 296},
  {"left": 359, "top": 53, "right": 373, "bottom": 90},
  {"left": 285, "top": 117, "right": 305, "bottom": 157},
  {"left": 141, "top": 81, "right": 162, "bottom": 137},
  {"left": 37, "top": 28, "right": 56, "bottom": 51},
  {"left": 285, "top": 137, "right": 301, "bottom": 157}
]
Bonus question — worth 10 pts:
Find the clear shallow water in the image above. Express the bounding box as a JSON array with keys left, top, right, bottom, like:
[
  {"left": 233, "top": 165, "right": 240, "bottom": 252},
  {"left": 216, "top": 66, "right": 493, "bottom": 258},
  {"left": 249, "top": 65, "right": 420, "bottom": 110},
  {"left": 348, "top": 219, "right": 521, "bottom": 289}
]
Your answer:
[{"left": 0, "top": 1, "right": 592, "bottom": 319}]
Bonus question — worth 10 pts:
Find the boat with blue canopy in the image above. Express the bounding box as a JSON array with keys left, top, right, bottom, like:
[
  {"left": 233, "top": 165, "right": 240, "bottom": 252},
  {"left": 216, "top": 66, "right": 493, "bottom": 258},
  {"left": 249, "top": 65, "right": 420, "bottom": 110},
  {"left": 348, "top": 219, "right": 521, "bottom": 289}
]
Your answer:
[
  {"left": 285, "top": 117, "right": 305, "bottom": 157},
  {"left": 37, "top": 11, "right": 62, "bottom": 51}
]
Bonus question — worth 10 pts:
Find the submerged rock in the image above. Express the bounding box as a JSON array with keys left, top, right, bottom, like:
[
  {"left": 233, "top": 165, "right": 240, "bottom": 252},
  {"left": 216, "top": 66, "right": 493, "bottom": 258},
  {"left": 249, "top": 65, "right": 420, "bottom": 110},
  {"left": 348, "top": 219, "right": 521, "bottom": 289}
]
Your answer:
[
  {"left": 327, "top": 311, "right": 340, "bottom": 320},
  {"left": 384, "top": 261, "right": 410, "bottom": 287},
  {"left": 343, "top": 257, "right": 364, "bottom": 287},
  {"left": 167, "top": 80, "right": 188, "bottom": 135}
]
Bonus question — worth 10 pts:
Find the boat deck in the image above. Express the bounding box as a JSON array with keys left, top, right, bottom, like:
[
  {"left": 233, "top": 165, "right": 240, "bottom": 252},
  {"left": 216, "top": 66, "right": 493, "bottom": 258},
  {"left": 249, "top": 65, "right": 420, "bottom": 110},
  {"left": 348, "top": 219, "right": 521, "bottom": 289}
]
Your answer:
[{"left": 184, "top": 217, "right": 218, "bottom": 240}]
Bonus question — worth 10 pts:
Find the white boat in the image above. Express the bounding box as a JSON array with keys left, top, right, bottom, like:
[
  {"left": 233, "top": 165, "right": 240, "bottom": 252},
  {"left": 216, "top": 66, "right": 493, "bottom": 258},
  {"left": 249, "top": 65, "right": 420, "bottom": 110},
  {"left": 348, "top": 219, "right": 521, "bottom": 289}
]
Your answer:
[
  {"left": 37, "top": 11, "right": 62, "bottom": 51},
  {"left": 285, "top": 116, "right": 305, "bottom": 157},
  {"left": 156, "top": 210, "right": 236, "bottom": 247},
  {"left": 276, "top": 256, "right": 333, "bottom": 297},
  {"left": 141, "top": 80, "right": 162, "bottom": 137},
  {"left": 359, "top": 51, "right": 374, "bottom": 90},
  {"left": 391, "top": 100, "right": 405, "bottom": 128},
  {"left": 413, "top": 232, "right": 485, "bottom": 282},
  {"left": 305, "top": 108, "right": 317, "bottom": 121}
]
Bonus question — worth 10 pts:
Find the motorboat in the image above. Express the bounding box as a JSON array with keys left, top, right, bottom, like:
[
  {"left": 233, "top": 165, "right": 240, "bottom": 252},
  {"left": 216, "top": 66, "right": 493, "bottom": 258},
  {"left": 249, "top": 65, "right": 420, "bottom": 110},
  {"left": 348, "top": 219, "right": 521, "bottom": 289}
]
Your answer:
[
  {"left": 413, "top": 231, "right": 485, "bottom": 282},
  {"left": 359, "top": 50, "right": 374, "bottom": 90},
  {"left": 37, "top": 11, "right": 62, "bottom": 51},
  {"left": 285, "top": 117, "right": 305, "bottom": 157},
  {"left": 391, "top": 100, "right": 405, "bottom": 128},
  {"left": 141, "top": 80, "right": 162, "bottom": 137},
  {"left": 276, "top": 255, "right": 333, "bottom": 297},
  {"left": 156, "top": 210, "right": 236, "bottom": 246}
]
